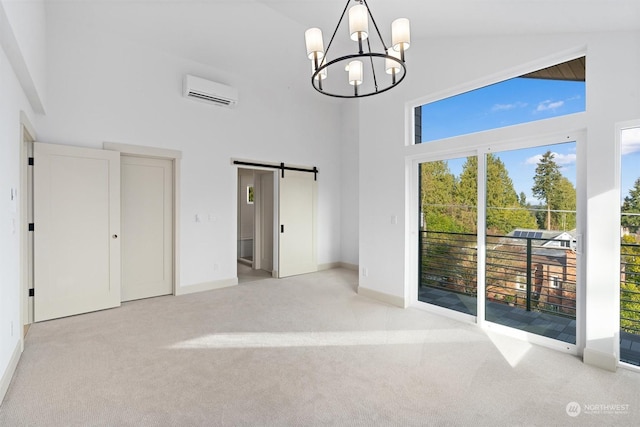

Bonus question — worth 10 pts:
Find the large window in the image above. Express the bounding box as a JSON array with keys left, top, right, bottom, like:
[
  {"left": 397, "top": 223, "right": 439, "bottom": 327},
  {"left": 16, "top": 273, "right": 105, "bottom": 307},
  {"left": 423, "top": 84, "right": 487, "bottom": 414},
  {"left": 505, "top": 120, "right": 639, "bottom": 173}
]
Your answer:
[
  {"left": 416, "top": 57, "right": 585, "bottom": 346},
  {"left": 415, "top": 57, "right": 585, "bottom": 144}
]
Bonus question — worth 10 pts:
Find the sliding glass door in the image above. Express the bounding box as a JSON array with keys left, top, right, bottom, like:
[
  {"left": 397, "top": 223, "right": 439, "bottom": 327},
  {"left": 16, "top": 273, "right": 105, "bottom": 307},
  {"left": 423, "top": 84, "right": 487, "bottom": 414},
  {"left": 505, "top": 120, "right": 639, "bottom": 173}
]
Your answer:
[
  {"left": 484, "top": 142, "right": 577, "bottom": 344},
  {"left": 620, "top": 125, "right": 640, "bottom": 366},
  {"left": 418, "top": 140, "right": 580, "bottom": 345},
  {"left": 418, "top": 157, "right": 477, "bottom": 316}
]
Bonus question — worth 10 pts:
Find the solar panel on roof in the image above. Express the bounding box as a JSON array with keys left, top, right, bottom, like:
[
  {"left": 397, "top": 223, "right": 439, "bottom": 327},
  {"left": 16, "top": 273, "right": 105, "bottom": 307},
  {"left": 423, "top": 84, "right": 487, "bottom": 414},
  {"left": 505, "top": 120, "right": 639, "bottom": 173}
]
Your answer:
[
  {"left": 535, "top": 232, "right": 543, "bottom": 239},
  {"left": 514, "top": 231, "right": 522, "bottom": 237}
]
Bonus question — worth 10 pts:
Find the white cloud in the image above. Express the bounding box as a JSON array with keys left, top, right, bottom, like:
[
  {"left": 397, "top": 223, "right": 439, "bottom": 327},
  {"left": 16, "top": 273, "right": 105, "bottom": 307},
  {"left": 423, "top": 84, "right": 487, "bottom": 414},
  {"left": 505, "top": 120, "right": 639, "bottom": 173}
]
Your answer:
[
  {"left": 525, "top": 154, "right": 542, "bottom": 165},
  {"left": 525, "top": 152, "right": 576, "bottom": 166},
  {"left": 621, "top": 127, "right": 640, "bottom": 156},
  {"left": 492, "top": 101, "right": 527, "bottom": 112},
  {"left": 536, "top": 100, "right": 565, "bottom": 112}
]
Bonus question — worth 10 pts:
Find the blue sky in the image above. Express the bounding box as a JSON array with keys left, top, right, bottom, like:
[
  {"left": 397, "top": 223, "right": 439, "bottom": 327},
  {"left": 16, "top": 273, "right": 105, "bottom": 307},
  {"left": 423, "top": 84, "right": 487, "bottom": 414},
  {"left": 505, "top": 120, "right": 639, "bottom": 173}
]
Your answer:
[
  {"left": 421, "top": 77, "right": 586, "bottom": 142},
  {"left": 420, "top": 76, "right": 640, "bottom": 205}
]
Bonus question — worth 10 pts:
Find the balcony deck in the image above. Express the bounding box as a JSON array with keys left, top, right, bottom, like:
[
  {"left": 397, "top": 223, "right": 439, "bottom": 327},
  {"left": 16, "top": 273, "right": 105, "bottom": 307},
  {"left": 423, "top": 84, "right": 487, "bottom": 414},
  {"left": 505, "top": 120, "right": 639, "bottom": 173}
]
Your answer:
[
  {"left": 419, "top": 286, "right": 576, "bottom": 342},
  {"left": 420, "top": 285, "right": 640, "bottom": 366}
]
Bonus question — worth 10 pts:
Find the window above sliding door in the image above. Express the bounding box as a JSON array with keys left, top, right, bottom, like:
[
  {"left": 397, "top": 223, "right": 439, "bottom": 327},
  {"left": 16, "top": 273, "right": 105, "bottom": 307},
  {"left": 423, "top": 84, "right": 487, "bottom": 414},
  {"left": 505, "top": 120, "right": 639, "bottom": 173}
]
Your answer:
[{"left": 414, "top": 57, "right": 585, "bottom": 144}]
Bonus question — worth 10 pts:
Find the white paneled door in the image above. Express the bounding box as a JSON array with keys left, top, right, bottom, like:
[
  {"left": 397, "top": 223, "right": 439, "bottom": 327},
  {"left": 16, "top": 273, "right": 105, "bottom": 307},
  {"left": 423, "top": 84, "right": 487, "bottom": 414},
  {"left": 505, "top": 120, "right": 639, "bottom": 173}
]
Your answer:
[
  {"left": 121, "top": 155, "right": 173, "bottom": 301},
  {"left": 33, "top": 142, "right": 121, "bottom": 321},
  {"left": 278, "top": 170, "right": 317, "bottom": 277}
]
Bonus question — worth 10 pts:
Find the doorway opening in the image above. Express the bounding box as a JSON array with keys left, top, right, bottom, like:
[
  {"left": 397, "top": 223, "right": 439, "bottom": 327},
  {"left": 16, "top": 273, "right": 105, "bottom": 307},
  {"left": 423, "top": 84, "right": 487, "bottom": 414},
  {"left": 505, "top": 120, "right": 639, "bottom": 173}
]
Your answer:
[{"left": 237, "top": 168, "right": 275, "bottom": 283}]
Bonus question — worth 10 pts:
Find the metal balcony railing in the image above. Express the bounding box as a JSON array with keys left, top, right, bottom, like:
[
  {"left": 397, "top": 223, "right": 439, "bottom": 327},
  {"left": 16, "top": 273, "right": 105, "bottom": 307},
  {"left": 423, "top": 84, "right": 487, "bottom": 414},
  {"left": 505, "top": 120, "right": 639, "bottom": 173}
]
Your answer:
[
  {"left": 621, "top": 242, "right": 640, "bottom": 335},
  {"left": 419, "top": 230, "right": 577, "bottom": 319}
]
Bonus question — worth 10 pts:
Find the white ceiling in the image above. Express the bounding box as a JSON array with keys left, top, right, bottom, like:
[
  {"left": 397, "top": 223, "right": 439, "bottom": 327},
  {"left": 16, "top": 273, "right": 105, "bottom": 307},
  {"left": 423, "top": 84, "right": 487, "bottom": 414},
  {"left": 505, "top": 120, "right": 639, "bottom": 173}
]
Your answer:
[{"left": 45, "top": 0, "right": 640, "bottom": 82}]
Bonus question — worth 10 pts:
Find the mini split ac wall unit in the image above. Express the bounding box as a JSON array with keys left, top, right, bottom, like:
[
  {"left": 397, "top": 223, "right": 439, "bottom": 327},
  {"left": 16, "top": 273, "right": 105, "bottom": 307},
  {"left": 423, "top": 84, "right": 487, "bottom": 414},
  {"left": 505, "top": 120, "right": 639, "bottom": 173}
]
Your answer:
[{"left": 183, "top": 75, "right": 238, "bottom": 108}]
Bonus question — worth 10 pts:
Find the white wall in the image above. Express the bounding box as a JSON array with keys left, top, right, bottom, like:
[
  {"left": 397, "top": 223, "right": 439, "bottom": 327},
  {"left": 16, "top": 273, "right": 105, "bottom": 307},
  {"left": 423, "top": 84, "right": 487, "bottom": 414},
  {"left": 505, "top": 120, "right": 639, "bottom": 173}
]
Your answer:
[
  {"left": 340, "top": 102, "right": 359, "bottom": 267},
  {"left": 0, "top": 0, "right": 46, "bottom": 112},
  {"left": 37, "top": 6, "right": 346, "bottom": 290},
  {"left": 357, "top": 31, "right": 640, "bottom": 368},
  {"left": 0, "top": 36, "right": 34, "bottom": 405},
  {"left": 0, "top": 0, "right": 43, "bottom": 404}
]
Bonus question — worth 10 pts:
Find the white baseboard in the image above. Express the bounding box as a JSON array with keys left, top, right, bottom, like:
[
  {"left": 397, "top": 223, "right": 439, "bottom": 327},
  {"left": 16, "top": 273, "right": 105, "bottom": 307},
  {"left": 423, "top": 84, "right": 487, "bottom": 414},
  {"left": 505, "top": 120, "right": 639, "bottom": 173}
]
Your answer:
[
  {"left": 317, "top": 262, "right": 358, "bottom": 271},
  {"left": 176, "top": 277, "right": 238, "bottom": 296},
  {"left": 357, "top": 286, "right": 405, "bottom": 308},
  {"left": 0, "top": 339, "right": 21, "bottom": 406},
  {"left": 583, "top": 347, "right": 618, "bottom": 372}
]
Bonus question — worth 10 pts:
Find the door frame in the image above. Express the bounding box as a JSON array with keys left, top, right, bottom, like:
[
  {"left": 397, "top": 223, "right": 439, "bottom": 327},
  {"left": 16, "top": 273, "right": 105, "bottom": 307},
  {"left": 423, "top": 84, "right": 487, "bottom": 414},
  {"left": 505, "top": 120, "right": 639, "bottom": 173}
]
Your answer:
[
  {"left": 103, "top": 142, "right": 182, "bottom": 296},
  {"left": 19, "top": 112, "right": 36, "bottom": 331},
  {"left": 615, "top": 118, "right": 640, "bottom": 371}
]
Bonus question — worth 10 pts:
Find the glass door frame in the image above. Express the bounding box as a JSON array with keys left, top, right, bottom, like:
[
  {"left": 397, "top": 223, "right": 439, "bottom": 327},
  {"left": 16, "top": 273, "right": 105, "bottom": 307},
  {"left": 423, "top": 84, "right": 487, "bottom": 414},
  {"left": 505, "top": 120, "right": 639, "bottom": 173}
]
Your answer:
[
  {"left": 407, "top": 127, "right": 586, "bottom": 356},
  {"left": 616, "top": 118, "right": 640, "bottom": 371}
]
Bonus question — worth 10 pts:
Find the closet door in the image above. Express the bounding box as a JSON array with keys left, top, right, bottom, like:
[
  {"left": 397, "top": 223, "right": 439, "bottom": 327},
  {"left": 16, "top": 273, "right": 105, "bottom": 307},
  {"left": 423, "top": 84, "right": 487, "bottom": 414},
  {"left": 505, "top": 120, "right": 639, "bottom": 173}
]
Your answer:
[
  {"left": 34, "top": 142, "right": 121, "bottom": 321},
  {"left": 121, "top": 155, "right": 173, "bottom": 301}
]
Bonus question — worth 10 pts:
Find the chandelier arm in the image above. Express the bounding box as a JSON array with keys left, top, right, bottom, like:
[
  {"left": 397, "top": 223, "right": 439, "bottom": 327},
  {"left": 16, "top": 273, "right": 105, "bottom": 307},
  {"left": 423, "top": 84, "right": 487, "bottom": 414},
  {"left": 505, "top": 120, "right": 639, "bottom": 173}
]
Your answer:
[
  {"left": 365, "top": 37, "right": 379, "bottom": 93},
  {"left": 324, "top": 0, "right": 352, "bottom": 60},
  {"left": 362, "top": 0, "right": 390, "bottom": 51}
]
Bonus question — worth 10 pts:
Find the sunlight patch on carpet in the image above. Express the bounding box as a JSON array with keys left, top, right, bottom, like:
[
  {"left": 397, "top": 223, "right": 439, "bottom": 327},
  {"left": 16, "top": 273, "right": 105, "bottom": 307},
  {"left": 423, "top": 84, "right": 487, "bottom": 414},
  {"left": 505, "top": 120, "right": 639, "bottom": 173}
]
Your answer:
[
  {"left": 169, "top": 329, "right": 485, "bottom": 349},
  {"left": 487, "top": 330, "right": 533, "bottom": 367}
]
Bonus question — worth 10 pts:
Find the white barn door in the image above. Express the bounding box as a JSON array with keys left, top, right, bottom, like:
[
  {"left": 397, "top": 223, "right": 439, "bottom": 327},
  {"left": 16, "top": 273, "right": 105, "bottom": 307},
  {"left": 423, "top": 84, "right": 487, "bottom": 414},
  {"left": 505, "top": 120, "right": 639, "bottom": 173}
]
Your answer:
[
  {"left": 33, "top": 142, "right": 121, "bottom": 321},
  {"left": 278, "top": 170, "right": 317, "bottom": 277}
]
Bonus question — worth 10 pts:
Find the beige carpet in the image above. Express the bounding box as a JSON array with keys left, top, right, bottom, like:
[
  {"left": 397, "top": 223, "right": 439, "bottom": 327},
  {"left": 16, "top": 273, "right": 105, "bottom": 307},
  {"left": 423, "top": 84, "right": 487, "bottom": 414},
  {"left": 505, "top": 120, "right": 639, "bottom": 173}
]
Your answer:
[{"left": 1, "top": 268, "right": 638, "bottom": 426}]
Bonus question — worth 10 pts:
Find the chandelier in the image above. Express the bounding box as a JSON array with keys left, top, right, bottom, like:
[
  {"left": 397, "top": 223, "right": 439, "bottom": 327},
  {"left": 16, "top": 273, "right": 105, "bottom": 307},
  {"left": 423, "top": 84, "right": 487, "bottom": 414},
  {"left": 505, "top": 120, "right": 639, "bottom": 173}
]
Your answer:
[{"left": 304, "top": 0, "right": 410, "bottom": 98}]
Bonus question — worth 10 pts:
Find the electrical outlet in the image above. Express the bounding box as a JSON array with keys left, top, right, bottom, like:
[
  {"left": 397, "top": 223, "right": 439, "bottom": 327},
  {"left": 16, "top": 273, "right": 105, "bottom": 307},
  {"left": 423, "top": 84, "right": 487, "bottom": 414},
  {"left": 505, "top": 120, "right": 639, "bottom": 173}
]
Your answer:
[
  {"left": 362, "top": 267, "right": 368, "bottom": 277},
  {"left": 213, "top": 263, "right": 219, "bottom": 272}
]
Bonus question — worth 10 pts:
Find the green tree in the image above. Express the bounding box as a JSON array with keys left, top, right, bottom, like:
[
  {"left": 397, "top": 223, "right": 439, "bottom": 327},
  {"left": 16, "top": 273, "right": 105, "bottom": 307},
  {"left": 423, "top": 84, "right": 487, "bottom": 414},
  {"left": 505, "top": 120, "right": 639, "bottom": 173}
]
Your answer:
[
  {"left": 456, "top": 156, "right": 479, "bottom": 232},
  {"left": 485, "top": 154, "right": 538, "bottom": 233},
  {"left": 518, "top": 192, "right": 528, "bottom": 207},
  {"left": 420, "top": 161, "right": 462, "bottom": 232},
  {"left": 622, "top": 177, "right": 640, "bottom": 233},
  {"left": 456, "top": 154, "right": 537, "bottom": 234},
  {"left": 532, "top": 151, "right": 563, "bottom": 230},
  {"left": 549, "top": 176, "right": 577, "bottom": 230}
]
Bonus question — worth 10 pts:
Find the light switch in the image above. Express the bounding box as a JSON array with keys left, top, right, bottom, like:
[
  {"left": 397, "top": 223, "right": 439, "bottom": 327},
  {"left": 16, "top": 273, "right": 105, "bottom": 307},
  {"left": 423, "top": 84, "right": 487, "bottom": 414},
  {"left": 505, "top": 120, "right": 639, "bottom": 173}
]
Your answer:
[{"left": 9, "top": 188, "right": 17, "bottom": 213}]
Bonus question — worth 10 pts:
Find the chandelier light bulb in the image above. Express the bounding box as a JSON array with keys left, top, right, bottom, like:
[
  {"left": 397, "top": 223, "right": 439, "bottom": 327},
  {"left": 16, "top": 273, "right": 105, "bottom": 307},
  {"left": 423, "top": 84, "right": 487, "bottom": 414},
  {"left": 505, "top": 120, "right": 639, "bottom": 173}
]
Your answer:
[
  {"left": 305, "top": 27, "right": 325, "bottom": 60},
  {"left": 348, "top": 4, "right": 369, "bottom": 42},
  {"left": 385, "top": 48, "right": 401, "bottom": 75},
  {"left": 348, "top": 60, "right": 363, "bottom": 86},
  {"left": 391, "top": 18, "right": 411, "bottom": 54}
]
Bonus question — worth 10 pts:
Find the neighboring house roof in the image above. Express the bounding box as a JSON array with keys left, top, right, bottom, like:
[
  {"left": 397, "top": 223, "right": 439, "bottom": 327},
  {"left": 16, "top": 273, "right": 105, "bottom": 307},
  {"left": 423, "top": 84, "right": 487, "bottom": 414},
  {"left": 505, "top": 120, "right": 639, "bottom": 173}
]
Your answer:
[{"left": 505, "top": 228, "right": 576, "bottom": 247}]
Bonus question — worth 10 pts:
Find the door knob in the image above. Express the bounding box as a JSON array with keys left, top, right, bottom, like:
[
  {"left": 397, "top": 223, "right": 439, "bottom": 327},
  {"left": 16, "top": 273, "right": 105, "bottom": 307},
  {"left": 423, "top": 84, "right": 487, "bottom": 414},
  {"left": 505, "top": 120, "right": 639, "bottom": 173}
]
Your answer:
[{"left": 112, "top": 234, "right": 118, "bottom": 239}]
